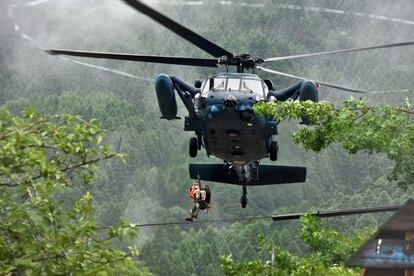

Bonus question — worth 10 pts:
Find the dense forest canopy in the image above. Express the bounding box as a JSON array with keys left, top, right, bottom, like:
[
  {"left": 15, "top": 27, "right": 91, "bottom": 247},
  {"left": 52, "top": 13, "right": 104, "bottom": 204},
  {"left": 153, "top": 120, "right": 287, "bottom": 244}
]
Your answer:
[
  {"left": 1, "top": 0, "right": 414, "bottom": 274},
  {"left": 0, "top": 111, "right": 152, "bottom": 274}
]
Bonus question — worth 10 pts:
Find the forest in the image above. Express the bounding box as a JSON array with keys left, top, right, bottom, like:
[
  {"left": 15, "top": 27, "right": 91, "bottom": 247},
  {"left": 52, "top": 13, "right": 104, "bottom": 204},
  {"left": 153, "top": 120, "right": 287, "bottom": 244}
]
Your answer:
[{"left": 1, "top": 0, "right": 414, "bottom": 275}]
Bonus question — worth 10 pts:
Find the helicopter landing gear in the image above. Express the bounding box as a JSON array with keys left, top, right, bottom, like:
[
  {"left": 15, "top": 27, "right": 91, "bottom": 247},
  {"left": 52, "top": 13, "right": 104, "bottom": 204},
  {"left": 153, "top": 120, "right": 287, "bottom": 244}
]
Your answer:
[
  {"left": 189, "top": 137, "right": 198, "bottom": 158},
  {"left": 269, "top": 141, "right": 279, "bottom": 161},
  {"left": 240, "top": 183, "right": 248, "bottom": 208}
]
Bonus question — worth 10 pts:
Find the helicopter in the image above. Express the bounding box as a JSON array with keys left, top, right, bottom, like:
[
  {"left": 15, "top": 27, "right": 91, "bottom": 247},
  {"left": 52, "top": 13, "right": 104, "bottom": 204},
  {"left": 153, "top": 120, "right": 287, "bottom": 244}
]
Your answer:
[{"left": 46, "top": 0, "right": 414, "bottom": 208}]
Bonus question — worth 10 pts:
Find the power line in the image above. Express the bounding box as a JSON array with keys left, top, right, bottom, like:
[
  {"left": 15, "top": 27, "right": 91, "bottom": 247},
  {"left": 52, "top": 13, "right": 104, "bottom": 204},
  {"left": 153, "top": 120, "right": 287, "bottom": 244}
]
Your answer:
[
  {"left": 97, "top": 205, "right": 401, "bottom": 229},
  {"left": 98, "top": 215, "right": 273, "bottom": 229}
]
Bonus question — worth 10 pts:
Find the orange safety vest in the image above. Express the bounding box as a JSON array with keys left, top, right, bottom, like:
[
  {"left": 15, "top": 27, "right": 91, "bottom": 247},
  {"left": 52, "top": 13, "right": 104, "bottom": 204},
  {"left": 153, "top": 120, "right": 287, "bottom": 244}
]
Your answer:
[{"left": 188, "top": 183, "right": 199, "bottom": 199}]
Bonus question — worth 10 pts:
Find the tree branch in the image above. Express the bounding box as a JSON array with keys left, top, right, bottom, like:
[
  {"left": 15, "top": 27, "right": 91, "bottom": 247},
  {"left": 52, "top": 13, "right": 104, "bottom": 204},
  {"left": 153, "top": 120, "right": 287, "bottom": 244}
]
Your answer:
[
  {"left": 0, "top": 182, "right": 18, "bottom": 187},
  {"left": 353, "top": 108, "right": 371, "bottom": 122},
  {"left": 59, "top": 154, "right": 118, "bottom": 174},
  {"left": 395, "top": 108, "right": 414, "bottom": 115},
  {"left": 31, "top": 253, "right": 64, "bottom": 263}
]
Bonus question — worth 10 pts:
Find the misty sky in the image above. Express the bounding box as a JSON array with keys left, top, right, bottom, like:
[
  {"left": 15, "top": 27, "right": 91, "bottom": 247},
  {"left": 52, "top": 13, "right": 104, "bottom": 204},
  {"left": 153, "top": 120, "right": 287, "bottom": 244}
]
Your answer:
[{"left": 2, "top": 0, "right": 414, "bottom": 102}]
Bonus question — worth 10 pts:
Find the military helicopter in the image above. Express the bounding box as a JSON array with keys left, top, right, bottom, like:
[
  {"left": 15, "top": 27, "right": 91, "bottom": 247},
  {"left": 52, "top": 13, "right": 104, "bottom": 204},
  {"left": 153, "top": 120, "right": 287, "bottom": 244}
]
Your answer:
[{"left": 46, "top": 0, "right": 414, "bottom": 208}]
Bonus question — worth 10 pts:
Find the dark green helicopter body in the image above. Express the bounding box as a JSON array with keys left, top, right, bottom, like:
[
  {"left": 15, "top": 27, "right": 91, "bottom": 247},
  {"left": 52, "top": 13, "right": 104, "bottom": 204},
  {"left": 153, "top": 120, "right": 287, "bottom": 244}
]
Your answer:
[
  {"left": 47, "top": 0, "right": 414, "bottom": 207},
  {"left": 154, "top": 71, "right": 317, "bottom": 206},
  {"left": 156, "top": 72, "right": 275, "bottom": 163}
]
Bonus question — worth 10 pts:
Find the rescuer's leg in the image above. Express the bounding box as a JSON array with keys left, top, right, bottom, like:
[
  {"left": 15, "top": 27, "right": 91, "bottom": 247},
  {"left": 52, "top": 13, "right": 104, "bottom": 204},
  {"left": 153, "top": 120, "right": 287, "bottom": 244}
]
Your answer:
[
  {"left": 185, "top": 203, "right": 200, "bottom": 221},
  {"left": 192, "top": 202, "right": 200, "bottom": 218},
  {"left": 186, "top": 207, "right": 195, "bottom": 221}
]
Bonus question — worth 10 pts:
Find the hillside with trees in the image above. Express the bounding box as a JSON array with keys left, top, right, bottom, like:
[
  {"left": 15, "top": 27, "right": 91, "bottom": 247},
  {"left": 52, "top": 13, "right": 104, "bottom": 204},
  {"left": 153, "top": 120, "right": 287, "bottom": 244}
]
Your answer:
[{"left": 1, "top": 0, "right": 414, "bottom": 275}]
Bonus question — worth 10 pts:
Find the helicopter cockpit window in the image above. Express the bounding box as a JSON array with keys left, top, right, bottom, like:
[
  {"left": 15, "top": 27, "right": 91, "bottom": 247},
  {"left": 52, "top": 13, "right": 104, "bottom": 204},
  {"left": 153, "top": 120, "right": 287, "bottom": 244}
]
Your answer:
[
  {"left": 210, "top": 78, "right": 226, "bottom": 91},
  {"left": 227, "top": 78, "right": 241, "bottom": 91},
  {"left": 241, "top": 79, "right": 264, "bottom": 95}
]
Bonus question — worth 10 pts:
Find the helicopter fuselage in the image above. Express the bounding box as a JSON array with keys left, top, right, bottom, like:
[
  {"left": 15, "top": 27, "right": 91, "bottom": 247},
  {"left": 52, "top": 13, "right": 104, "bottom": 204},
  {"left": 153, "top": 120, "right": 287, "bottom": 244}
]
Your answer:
[
  {"left": 155, "top": 71, "right": 311, "bottom": 208},
  {"left": 155, "top": 70, "right": 317, "bottom": 171},
  {"left": 184, "top": 73, "right": 278, "bottom": 165}
]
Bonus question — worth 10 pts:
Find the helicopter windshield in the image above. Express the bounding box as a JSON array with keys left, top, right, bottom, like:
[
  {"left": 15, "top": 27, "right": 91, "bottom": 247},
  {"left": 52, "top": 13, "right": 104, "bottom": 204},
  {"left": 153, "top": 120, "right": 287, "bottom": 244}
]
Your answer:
[
  {"left": 227, "top": 78, "right": 240, "bottom": 91},
  {"left": 241, "top": 79, "right": 263, "bottom": 94},
  {"left": 202, "top": 76, "right": 265, "bottom": 97},
  {"left": 211, "top": 78, "right": 226, "bottom": 91}
]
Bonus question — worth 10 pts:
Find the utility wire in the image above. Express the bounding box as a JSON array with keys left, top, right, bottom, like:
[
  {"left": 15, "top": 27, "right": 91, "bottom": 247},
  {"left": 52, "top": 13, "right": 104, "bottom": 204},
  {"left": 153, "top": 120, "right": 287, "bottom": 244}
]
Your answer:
[
  {"left": 97, "top": 215, "right": 273, "bottom": 229},
  {"left": 97, "top": 205, "right": 400, "bottom": 229}
]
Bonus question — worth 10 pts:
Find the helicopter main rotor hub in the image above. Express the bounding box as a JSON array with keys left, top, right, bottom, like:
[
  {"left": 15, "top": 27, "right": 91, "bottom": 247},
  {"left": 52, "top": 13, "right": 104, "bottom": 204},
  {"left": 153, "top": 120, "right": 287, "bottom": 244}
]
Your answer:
[{"left": 218, "top": 54, "right": 264, "bottom": 73}]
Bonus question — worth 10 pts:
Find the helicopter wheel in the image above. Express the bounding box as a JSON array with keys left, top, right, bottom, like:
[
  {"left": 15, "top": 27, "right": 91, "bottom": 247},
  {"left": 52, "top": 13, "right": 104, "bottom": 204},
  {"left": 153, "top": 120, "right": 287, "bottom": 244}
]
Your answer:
[
  {"left": 269, "top": 141, "right": 278, "bottom": 161},
  {"left": 189, "top": 137, "right": 198, "bottom": 158},
  {"left": 240, "top": 195, "right": 248, "bottom": 208}
]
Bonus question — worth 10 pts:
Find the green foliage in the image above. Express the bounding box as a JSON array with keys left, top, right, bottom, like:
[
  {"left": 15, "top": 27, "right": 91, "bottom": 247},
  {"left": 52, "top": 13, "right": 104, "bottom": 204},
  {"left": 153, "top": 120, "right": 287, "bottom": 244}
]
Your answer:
[
  {"left": 255, "top": 99, "right": 414, "bottom": 189},
  {"left": 3, "top": 93, "right": 405, "bottom": 276},
  {"left": 0, "top": 109, "right": 150, "bottom": 275},
  {"left": 221, "top": 214, "right": 372, "bottom": 276},
  {"left": 3, "top": 1, "right": 414, "bottom": 274},
  {"left": 298, "top": 214, "right": 371, "bottom": 265}
]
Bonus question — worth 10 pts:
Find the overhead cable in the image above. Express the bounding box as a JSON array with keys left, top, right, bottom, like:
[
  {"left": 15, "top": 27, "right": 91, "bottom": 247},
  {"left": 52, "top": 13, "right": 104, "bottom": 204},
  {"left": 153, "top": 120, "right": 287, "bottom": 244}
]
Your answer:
[{"left": 97, "top": 205, "right": 400, "bottom": 229}]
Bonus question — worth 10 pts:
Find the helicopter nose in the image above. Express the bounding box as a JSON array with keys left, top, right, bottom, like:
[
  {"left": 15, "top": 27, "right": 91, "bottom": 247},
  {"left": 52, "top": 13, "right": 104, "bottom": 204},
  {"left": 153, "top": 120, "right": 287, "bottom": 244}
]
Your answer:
[{"left": 223, "top": 95, "right": 237, "bottom": 110}]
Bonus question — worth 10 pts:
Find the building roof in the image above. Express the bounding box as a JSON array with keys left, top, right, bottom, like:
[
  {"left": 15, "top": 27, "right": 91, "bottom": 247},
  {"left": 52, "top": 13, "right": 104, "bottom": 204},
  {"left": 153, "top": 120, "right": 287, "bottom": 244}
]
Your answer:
[
  {"left": 347, "top": 199, "right": 414, "bottom": 268},
  {"left": 378, "top": 199, "right": 414, "bottom": 233}
]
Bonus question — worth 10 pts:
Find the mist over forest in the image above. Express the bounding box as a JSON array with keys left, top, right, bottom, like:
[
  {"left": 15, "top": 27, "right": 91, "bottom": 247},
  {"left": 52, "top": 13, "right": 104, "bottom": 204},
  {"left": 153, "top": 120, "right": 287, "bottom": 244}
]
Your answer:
[{"left": 1, "top": 0, "right": 414, "bottom": 275}]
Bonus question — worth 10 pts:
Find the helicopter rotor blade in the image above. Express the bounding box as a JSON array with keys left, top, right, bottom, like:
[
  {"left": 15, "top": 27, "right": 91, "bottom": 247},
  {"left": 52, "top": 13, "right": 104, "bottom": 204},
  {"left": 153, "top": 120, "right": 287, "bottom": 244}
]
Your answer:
[
  {"left": 122, "top": 0, "right": 233, "bottom": 59},
  {"left": 257, "top": 66, "right": 370, "bottom": 94},
  {"left": 264, "top": 41, "right": 414, "bottom": 62},
  {"left": 46, "top": 49, "right": 218, "bottom": 67},
  {"left": 272, "top": 205, "right": 400, "bottom": 221}
]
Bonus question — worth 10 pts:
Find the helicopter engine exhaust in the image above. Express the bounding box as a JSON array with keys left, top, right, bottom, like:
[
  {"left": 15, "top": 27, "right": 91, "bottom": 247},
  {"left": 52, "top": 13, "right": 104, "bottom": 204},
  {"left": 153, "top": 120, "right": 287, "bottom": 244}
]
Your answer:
[
  {"left": 155, "top": 74, "right": 178, "bottom": 120},
  {"left": 299, "top": 80, "right": 318, "bottom": 125},
  {"left": 299, "top": 80, "right": 319, "bottom": 102}
]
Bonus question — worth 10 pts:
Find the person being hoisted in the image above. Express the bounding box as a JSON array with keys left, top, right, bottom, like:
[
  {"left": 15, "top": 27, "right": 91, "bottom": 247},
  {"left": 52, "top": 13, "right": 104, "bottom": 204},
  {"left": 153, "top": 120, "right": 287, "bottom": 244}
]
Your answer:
[{"left": 185, "top": 176, "right": 211, "bottom": 222}]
